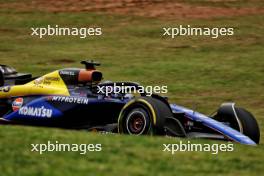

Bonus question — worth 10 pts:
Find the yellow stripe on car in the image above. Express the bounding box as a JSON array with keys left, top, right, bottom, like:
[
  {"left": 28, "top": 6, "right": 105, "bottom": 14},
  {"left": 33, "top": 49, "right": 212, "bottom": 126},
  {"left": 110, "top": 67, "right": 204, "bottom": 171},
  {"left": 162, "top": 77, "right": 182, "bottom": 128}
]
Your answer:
[{"left": 0, "top": 70, "right": 69, "bottom": 98}]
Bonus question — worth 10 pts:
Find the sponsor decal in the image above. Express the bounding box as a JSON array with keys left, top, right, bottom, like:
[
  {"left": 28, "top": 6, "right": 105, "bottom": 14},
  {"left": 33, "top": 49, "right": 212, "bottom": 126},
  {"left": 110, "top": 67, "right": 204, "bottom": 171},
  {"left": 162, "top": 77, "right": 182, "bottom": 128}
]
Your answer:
[
  {"left": 34, "top": 77, "right": 60, "bottom": 86},
  {"left": 0, "top": 86, "right": 11, "bottom": 92},
  {"left": 59, "top": 70, "right": 76, "bottom": 76},
  {"left": 34, "top": 77, "right": 44, "bottom": 85},
  {"left": 19, "top": 106, "right": 53, "bottom": 118},
  {"left": 43, "top": 77, "right": 60, "bottom": 85},
  {"left": 44, "top": 77, "right": 60, "bottom": 81},
  {"left": 12, "top": 98, "right": 24, "bottom": 111},
  {"left": 52, "top": 96, "right": 89, "bottom": 105}
]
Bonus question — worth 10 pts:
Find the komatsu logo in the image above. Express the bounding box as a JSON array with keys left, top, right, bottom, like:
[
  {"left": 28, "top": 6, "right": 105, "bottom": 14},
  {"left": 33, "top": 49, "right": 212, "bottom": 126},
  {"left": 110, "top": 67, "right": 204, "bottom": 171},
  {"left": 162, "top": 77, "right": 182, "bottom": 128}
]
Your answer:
[
  {"left": 52, "top": 96, "right": 89, "bottom": 104},
  {"left": 19, "top": 106, "right": 53, "bottom": 118}
]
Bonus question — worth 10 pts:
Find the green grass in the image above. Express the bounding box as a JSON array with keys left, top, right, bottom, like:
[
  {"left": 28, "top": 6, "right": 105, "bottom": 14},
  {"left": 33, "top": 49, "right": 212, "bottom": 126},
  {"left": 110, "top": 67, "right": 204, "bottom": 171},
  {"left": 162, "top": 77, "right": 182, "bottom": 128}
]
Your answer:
[
  {"left": 0, "top": 1, "right": 263, "bottom": 176},
  {"left": 0, "top": 126, "right": 263, "bottom": 176}
]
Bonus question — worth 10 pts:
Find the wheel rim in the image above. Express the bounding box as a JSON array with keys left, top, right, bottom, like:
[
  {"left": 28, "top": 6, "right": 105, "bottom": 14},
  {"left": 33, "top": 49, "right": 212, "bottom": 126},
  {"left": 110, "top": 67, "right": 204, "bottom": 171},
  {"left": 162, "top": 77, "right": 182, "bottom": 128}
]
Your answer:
[{"left": 126, "top": 111, "right": 147, "bottom": 135}]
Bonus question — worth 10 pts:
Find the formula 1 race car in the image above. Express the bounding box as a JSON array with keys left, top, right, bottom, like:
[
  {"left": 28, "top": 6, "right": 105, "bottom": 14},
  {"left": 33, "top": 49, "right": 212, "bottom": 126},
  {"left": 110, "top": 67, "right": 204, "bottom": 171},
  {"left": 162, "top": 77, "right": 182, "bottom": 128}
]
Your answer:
[{"left": 0, "top": 61, "right": 260, "bottom": 145}]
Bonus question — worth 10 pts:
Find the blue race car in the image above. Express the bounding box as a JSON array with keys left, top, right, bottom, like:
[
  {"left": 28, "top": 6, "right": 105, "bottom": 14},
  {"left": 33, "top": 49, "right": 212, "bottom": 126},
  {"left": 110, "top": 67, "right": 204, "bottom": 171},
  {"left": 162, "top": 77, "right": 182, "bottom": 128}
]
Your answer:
[{"left": 0, "top": 61, "right": 260, "bottom": 145}]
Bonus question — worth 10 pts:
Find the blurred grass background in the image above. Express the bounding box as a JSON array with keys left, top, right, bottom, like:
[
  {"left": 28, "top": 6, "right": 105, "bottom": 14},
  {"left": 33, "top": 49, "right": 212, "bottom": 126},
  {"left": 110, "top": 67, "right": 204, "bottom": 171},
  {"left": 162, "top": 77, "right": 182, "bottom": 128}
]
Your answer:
[{"left": 0, "top": 0, "right": 263, "bottom": 175}]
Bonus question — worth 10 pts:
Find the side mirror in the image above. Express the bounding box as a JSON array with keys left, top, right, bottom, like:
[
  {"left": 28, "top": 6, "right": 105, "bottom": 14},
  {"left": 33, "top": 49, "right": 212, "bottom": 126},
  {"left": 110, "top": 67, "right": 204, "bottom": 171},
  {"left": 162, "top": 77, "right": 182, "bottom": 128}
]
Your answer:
[{"left": 0, "top": 70, "right": 4, "bottom": 86}]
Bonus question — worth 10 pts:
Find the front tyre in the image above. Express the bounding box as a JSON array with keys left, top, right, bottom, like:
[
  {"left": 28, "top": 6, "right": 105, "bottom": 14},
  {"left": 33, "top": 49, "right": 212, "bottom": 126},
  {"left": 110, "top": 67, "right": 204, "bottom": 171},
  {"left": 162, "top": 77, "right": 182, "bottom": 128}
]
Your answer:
[
  {"left": 215, "top": 104, "right": 260, "bottom": 144},
  {"left": 234, "top": 107, "right": 260, "bottom": 144}
]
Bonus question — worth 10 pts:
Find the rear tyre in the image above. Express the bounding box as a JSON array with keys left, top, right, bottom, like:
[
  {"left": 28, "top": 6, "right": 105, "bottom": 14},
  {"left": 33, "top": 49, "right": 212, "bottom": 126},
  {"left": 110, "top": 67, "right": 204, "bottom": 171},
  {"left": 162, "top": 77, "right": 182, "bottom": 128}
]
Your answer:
[
  {"left": 123, "top": 107, "right": 151, "bottom": 135},
  {"left": 0, "top": 99, "right": 9, "bottom": 117},
  {"left": 118, "top": 97, "right": 173, "bottom": 135}
]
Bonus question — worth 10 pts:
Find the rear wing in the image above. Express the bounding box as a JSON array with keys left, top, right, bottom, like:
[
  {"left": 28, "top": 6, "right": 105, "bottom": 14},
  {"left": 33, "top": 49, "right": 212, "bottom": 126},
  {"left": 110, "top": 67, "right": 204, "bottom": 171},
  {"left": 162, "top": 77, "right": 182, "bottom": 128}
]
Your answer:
[{"left": 0, "top": 65, "right": 33, "bottom": 86}]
